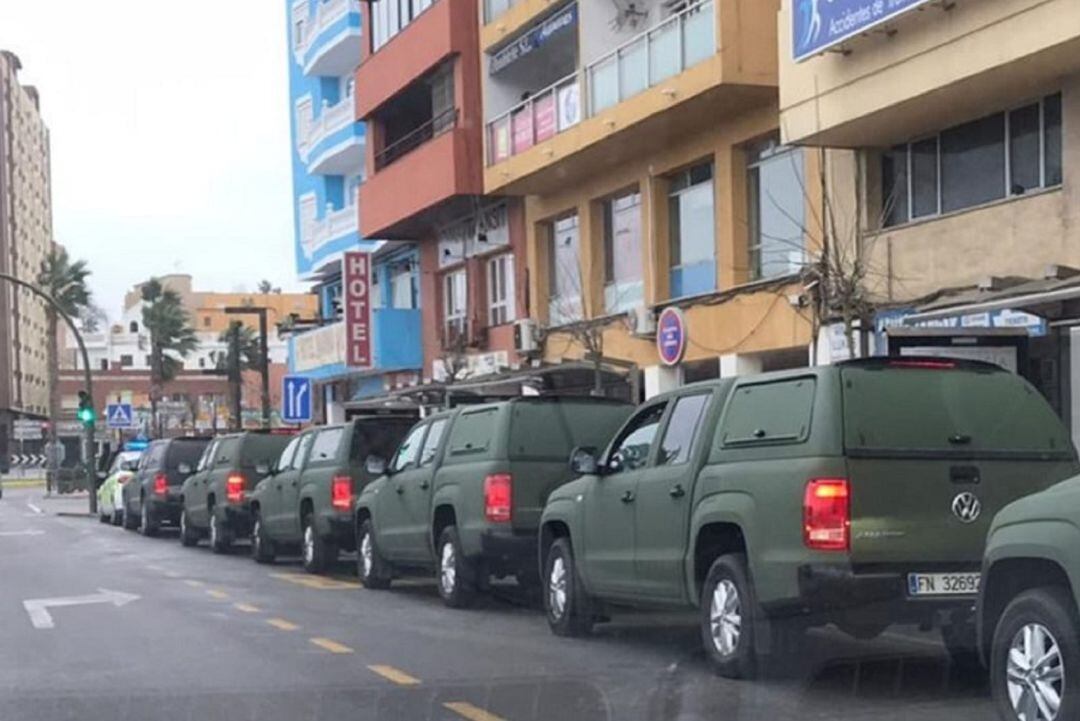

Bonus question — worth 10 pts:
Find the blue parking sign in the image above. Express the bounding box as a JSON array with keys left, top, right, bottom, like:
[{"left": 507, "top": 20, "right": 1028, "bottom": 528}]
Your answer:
[{"left": 282, "top": 376, "right": 312, "bottom": 424}]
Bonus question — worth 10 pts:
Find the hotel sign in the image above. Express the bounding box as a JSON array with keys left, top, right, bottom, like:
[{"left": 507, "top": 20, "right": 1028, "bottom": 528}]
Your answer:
[
  {"left": 344, "top": 251, "right": 372, "bottom": 368},
  {"left": 793, "top": 0, "right": 932, "bottom": 62}
]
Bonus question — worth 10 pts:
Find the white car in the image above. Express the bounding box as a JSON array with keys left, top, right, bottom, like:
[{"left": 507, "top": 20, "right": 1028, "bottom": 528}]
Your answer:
[{"left": 97, "top": 451, "right": 142, "bottom": 525}]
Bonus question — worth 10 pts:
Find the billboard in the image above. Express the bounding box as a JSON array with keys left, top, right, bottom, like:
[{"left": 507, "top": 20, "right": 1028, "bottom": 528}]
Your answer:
[
  {"left": 793, "top": 0, "right": 932, "bottom": 62},
  {"left": 343, "top": 251, "right": 372, "bottom": 368}
]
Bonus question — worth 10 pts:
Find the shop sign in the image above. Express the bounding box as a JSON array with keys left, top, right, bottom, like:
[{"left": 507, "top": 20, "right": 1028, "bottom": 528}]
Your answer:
[
  {"left": 534, "top": 93, "right": 556, "bottom": 143},
  {"left": 557, "top": 81, "right": 580, "bottom": 131},
  {"left": 874, "top": 307, "right": 1048, "bottom": 353},
  {"left": 657, "top": 307, "right": 688, "bottom": 367},
  {"left": 344, "top": 251, "right": 372, "bottom": 368},
  {"left": 793, "top": 0, "right": 932, "bottom": 62},
  {"left": 511, "top": 107, "right": 534, "bottom": 155},
  {"left": 490, "top": 3, "right": 578, "bottom": 74},
  {"left": 293, "top": 322, "right": 346, "bottom": 372}
]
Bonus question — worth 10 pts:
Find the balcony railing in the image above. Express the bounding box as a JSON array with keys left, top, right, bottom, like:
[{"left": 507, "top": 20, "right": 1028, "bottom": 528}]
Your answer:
[
  {"left": 484, "top": 0, "right": 715, "bottom": 166},
  {"left": 293, "top": 0, "right": 360, "bottom": 65},
  {"left": 486, "top": 73, "right": 580, "bottom": 165},
  {"left": 300, "top": 194, "right": 360, "bottom": 261},
  {"left": 297, "top": 97, "right": 355, "bottom": 162},
  {"left": 374, "top": 108, "right": 458, "bottom": 170}
]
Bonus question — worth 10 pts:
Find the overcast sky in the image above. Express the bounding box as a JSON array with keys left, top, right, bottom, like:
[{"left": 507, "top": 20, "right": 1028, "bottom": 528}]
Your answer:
[{"left": 0, "top": 0, "right": 304, "bottom": 320}]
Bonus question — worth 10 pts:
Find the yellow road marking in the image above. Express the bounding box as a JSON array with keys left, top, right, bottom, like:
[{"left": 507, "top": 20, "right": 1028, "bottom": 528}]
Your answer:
[
  {"left": 444, "top": 702, "right": 509, "bottom": 721},
  {"left": 367, "top": 665, "right": 421, "bottom": 686},
  {"left": 233, "top": 603, "right": 261, "bottom": 613},
  {"left": 206, "top": 589, "right": 229, "bottom": 599},
  {"left": 183, "top": 579, "right": 204, "bottom": 588},
  {"left": 266, "top": 618, "right": 299, "bottom": 631},
  {"left": 309, "top": 637, "right": 353, "bottom": 654},
  {"left": 4, "top": 479, "right": 45, "bottom": 488},
  {"left": 270, "top": 572, "right": 361, "bottom": 590}
]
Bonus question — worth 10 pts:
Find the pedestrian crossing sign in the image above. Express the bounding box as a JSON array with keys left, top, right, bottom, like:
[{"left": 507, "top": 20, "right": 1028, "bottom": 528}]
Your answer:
[{"left": 106, "top": 403, "right": 134, "bottom": 429}]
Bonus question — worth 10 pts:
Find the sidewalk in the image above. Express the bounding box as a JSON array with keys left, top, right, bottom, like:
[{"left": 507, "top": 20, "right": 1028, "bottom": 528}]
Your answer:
[{"left": 17, "top": 487, "right": 94, "bottom": 517}]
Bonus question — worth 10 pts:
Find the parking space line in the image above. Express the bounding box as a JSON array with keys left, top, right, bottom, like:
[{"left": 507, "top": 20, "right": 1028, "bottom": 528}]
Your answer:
[
  {"left": 205, "top": 589, "right": 229, "bottom": 600},
  {"left": 26, "top": 502, "right": 42, "bottom": 515},
  {"left": 270, "top": 572, "right": 361, "bottom": 590},
  {"left": 367, "top": 665, "right": 421, "bottom": 686},
  {"left": 164, "top": 571, "right": 182, "bottom": 578},
  {"left": 183, "top": 580, "right": 204, "bottom": 588},
  {"left": 266, "top": 618, "right": 299, "bottom": 631},
  {"left": 444, "top": 702, "right": 508, "bottom": 721},
  {"left": 309, "top": 637, "right": 353, "bottom": 654},
  {"left": 233, "top": 603, "right": 261, "bottom": 613}
]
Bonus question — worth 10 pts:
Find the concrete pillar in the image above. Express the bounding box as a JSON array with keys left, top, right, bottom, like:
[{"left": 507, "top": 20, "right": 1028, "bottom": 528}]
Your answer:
[
  {"left": 324, "top": 384, "right": 345, "bottom": 425},
  {"left": 720, "top": 353, "right": 763, "bottom": 378},
  {"left": 643, "top": 365, "right": 680, "bottom": 399}
]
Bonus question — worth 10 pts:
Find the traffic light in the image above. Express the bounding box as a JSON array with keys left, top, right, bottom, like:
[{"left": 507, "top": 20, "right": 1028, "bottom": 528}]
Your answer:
[{"left": 77, "top": 390, "right": 96, "bottom": 427}]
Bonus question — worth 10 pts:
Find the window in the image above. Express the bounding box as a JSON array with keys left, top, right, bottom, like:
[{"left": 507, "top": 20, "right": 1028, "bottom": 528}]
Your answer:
[
  {"left": 658, "top": 393, "right": 711, "bottom": 466},
  {"left": 214, "top": 438, "right": 239, "bottom": 466},
  {"left": 119, "top": 354, "right": 133, "bottom": 367},
  {"left": 718, "top": 378, "right": 815, "bottom": 447},
  {"left": 291, "top": 433, "right": 315, "bottom": 471},
  {"left": 390, "top": 423, "right": 426, "bottom": 472},
  {"left": 602, "top": 191, "right": 643, "bottom": 313},
  {"left": 448, "top": 409, "right": 498, "bottom": 456},
  {"left": 371, "top": 0, "right": 435, "bottom": 52},
  {"left": 196, "top": 441, "right": 218, "bottom": 472},
  {"left": 146, "top": 355, "right": 153, "bottom": 367},
  {"left": 99, "top": 359, "right": 108, "bottom": 371},
  {"left": 343, "top": 75, "right": 355, "bottom": 100},
  {"left": 294, "top": 18, "right": 305, "bottom": 49},
  {"left": 351, "top": 419, "right": 414, "bottom": 463},
  {"left": 668, "top": 162, "right": 715, "bottom": 298},
  {"left": 129, "top": 321, "right": 138, "bottom": 333},
  {"left": 275, "top": 436, "right": 300, "bottom": 473},
  {"left": 747, "top": 138, "right": 805, "bottom": 280},
  {"left": 487, "top": 254, "right": 515, "bottom": 326},
  {"left": 419, "top": 418, "right": 447, "bottom": 466},
  {"left": 548, "top": 215, "right": 582, "bottom": 325},
  {"left": 203, "top": 316, "right": 211, "bottom": 328},
  {"left": 443, "top": 269, "right": 467, "bottom": 341},
  {"left": 198, "top": 357, "right": 205, "bottom": 369},
  {"left": 431, "top": 65, "right": 455, "bottom": 132},
  {"left": 883, "top": 94, "right": 1063, "bottom": 227},
  {"left": 607, "top": 403, "right": 667, "bottom": 473},
  {"left": 306, "top": 428, "right": 342, "bottom": 464},
  {"left": 390, "top": 263, "right": 415, "bottom": 309}
]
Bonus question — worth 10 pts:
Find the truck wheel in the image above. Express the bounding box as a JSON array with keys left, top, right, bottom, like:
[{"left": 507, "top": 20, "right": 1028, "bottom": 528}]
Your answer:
[
  {"left": 992, "top": 587, "right": 1080, "bottom": 721},
  {"left": 251, "top": 511, "right": 275, "bottom": 564},
  {"left": 544, "top": 537, "right": 593, "bottom": 637},
  {"left": 111, "top": 509, "right": 123, "bottom": 526},
  {"left": 701, "top": 553, "right": 762, "bottom": 679},
  {"left": 122, "top": 500, "right": 139, "bottom": 530},
  {"left": 209, "top": 508, "right": 232, "bottom": 554},
  {"left": 301, "top": 512, "right": 335, "bottom": 574},
  {"left": 179, "top": 507, "right": 199, "bottom": 547},
  {"left": 357, "top": 519, "right": 392, "bottom": 590},
  {"left": 436, "top": 526, "right": 476, "bottom": 609},
  {"left": 139, "top": 500, "right": 159, "bottom": 537}
]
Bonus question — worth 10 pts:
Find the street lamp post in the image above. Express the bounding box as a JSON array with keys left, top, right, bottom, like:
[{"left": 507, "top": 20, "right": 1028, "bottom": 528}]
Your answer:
[{"left": 0, "top": 272, "right": 98, "bottom": 515}]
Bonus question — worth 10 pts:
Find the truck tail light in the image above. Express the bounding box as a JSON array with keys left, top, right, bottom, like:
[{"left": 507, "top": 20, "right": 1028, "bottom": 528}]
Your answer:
[
  {"left": 153, "top": 473, "right": 168, "bottom": 497},
  {"left": 226, "top": 473, "right": 246, "bottom": 504},
  {"left": 484, "top": 474, "right": 513, "bottom": 523},
  {"left": 804, "top": 478, "right": 849, "bottom": 551},
  {"left": 331, "top": 476, "right": 353, "bottom": 511}
]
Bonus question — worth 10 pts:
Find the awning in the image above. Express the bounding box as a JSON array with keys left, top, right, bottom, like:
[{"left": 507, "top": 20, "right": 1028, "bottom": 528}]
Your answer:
[{"left": 904, "top": 272, "right": 1080, "bottom": 323}]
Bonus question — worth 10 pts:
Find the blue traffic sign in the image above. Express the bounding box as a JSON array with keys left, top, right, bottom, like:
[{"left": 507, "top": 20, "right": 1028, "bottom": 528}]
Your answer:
[
  {"left": 106, "top": 403, "right": 134, "bottom": 429},
  {"left": 282, "top": 376, "right": 312, "bottom": 424}
]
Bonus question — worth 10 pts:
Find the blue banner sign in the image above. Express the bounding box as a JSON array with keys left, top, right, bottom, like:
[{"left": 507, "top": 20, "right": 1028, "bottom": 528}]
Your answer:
[
  {"left": 874, "top": 307, "right": 1048, "bottom": 353},
  {"left": 490, "top": 3, "right": 578, "bottom": 74},
  {"left": 793, "top": 0, "right": 931, "bottom": 62}
]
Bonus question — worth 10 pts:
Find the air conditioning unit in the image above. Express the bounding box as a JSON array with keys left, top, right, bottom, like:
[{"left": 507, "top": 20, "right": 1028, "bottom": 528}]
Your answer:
[
  {"left": 513, "top": 319, "right": 539, "bottom": 354},
  {"left": 626, "top": 304, "right": 656, "bottom": 336}
]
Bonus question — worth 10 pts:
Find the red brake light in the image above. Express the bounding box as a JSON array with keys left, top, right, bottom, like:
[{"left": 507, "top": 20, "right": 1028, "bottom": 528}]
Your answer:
[
  {"left": 153, "top": 473, "right": 168, "bottom": 497},
  {"left": 226, "top": 473, "right": 246, "bottom": 504},
  {"left": 331, "top": 476, "right": 352, "bottom": 511},
  {"left": 804, "top": 479, "right": 849, "bottom": 552},
  {"left": 888, "top": 359, "right": 956, "bottom": 369},
  {"left": 484, "top": 474, "right": 512, "bottom": 523}
]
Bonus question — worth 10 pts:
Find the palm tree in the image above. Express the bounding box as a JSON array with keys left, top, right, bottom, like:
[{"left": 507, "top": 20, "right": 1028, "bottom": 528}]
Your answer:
[
  {"left": 141, "top": 278, "right": 198, "bottom": 435},
  {"left": 37, "top": 248, "right": 92, "bottom": 492},
  {"left": 218, "top": 321, "right": 262, "bottom": 430}
]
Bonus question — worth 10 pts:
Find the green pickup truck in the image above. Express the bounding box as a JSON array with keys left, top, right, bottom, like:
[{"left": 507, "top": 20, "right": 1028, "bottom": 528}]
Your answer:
[
  {"left": 354, "top": 397, "right": 632, "bottom": 608},
  {"left": 247, "top": 416, "right": 414, "bottom": 572},
  {"left": 539, "top": 358, "right": 1078, "bottom": 679},
  {"left": 980, "top": 475, "right": 1080, "bottom": 721}
]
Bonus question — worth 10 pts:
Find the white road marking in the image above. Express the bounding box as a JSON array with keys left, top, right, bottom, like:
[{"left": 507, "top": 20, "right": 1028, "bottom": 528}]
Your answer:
[
  {"left": 22, "top": 589, "right": 141, "bottom": 630},
  {"left": 26, "top": 502, "right": 43, "bottom": 515},
  {"left": 0, "top": 530, "right": 44, "bottom": 537}
]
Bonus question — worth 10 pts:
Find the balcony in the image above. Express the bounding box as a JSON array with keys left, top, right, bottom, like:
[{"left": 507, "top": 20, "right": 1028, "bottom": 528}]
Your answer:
[
  {"left": 294, "top": 0, "right": 363, "bottom": 77},
  {"left": 483, "top": 0, "right": 776, "bottom": 195},
  {"left": 299, "top": 199, "right": 359, "bottom": 267},
  {"left": 289, "top": 310, "right": 423, "bottom": 380},
  {"left": 298, "top": 99, "right": 365, "bottom": 176},
  {"left": 376, "top": 108, "right": 457, "bottom": 170}
]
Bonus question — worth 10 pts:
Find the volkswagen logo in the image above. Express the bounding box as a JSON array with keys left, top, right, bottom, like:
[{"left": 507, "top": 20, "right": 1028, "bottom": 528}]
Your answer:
[{"left": 951, "top": 492, "right": 982, "bottom": 524}]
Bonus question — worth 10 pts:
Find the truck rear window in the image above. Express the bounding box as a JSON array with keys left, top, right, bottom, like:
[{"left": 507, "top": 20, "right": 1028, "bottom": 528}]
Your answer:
[
  {"left": 842, "top": 366, "right": 1075, "bottom": 457},
  {"left": 507, "top": 401, "right": 632, "bottom": 461},
  {"left": 165, "top": 440, "right": 208, "bottom": 470},
  {"left": 240, "top": 435, "right": 294, "bottom": 468},
  {"left": 350, "top": 419, "right": 414, "bottom": 462}
]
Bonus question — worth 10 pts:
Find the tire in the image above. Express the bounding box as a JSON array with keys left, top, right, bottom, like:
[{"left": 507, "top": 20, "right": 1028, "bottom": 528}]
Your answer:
[
  {"left": 991, "top": 587, "right": 1080, "bottom": 721},
  {"left": 99, "top": 510, "right": 110, "bottom": 524},
  {"left": 139, "top": 500, "right": 159, "bottom": 537},
  {"left": 111, "top": 510, "right": 123, "bottom": 527},
  {"left": 251, "top": 511, "right": 275, "bottom": 564},
  {"left": 301, "top": 512, "right": 335, "bottom": 574},
  {"left": 700, "top": 553, "right": 765, "bottom": 680},
  {"left": 544, "top": 537, "right": 594, "bottom": 637},
  {"left": 356, "top": 519, "right": 392, "bottom": 590},
  {"left": 179, "top": 507, "right": 199, "bottom": 547},
  {"left": 209, "top": 507, "right": 232, "bottom": 555},
  {"left": 436, "top": 526, "right": 476, "bottom": 609},
  {"left": 122, "top": 499, "right": 139, "bottom": 530}
]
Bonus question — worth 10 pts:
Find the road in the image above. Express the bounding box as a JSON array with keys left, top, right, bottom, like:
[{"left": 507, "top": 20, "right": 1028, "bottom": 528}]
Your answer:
[{"left": 0, "top": 483, "right": 996, "bottom": 721}]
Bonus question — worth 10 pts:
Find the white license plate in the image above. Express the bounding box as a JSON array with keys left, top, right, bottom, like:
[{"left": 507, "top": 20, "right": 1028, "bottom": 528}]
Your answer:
[{"left": 907, "top": 572, "right": 981, "bottom": 597}]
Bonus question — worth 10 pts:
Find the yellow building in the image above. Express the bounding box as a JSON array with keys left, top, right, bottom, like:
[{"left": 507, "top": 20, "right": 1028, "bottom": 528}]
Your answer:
[{"left": 481, "top": 0, "right": 818, "bottom": 396}]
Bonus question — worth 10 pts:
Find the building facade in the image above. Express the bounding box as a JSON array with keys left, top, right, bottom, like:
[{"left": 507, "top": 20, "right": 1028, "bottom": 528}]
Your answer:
[
  {"left": 0, "top": 50, "right": 54, "bottom": 455},
  {"left": 778, "top": 0, "right": 1080, "bottom": 442}
]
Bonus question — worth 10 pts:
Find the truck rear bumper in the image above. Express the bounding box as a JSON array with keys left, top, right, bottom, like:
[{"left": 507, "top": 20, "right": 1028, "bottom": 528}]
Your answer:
[
  {"left": 223, "top": 505, "right": 253, "bottom": 537},
  {"left": 146, "top": 497, "right": 182, "bottom": 525},
  {"left": 477, "top": 529, "right": 538, "bottom": 578}
]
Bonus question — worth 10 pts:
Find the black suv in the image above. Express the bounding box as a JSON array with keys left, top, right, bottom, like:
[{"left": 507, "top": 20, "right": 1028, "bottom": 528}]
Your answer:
[{"left": 121, "top": 437, "right": 210, "bottom": 536}]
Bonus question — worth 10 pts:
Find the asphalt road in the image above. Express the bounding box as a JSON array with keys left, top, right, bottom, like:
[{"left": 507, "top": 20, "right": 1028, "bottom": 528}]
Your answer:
[{"left": 0, "top": 483, "right": 996, "bottom": 721}]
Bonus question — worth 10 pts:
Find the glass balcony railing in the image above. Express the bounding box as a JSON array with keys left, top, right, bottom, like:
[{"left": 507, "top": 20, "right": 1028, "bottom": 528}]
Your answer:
[
  {"left": 484, "top": 0, "right": 523, "bottom": 24},
  {"left": 484, "top": 1, "right": 714, "bottom": 167}
]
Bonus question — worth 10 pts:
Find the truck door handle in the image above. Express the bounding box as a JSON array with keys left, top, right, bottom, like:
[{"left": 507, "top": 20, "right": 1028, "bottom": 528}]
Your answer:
[
  {"left": 419, "top": 481, "right": 429, "bottom": 490},
  {"left": 620, "top": 490, "right": 635, "bottom": 504},
  {"left": 669, "top": 484, "right": 686, "bottom": 498},
  {"left": 395, "top": 485, "right": 404, "bottom": 495}
]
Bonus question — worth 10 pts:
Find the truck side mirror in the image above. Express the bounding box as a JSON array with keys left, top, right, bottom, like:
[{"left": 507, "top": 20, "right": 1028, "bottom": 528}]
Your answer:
[
  {"left": 569, "top": 447, "right": 599, "bottom": 476},
  {"left": 365, "top": 455, "right": 387, "bottom": 477}
]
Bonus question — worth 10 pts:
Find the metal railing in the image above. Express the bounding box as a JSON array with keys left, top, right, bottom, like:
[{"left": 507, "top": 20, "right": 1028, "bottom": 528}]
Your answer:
[
  {"left": 486, "top": 73, "right": 580, "bottom": 165},
  {"left": 375, "top": 107, "right": 458, "bottom": 170},
  {"left": 297, "top": 97, "right": 356, "bottom": 161}
]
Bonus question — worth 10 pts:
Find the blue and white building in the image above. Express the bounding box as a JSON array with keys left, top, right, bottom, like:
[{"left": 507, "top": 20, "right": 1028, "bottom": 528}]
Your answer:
[{"left": 286, "top": 0, "right": 423, "bottom": 422}]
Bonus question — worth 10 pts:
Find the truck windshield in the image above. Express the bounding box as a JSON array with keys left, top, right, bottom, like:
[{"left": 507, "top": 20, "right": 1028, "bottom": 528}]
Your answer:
[{"left": 507, "top": 401, "right": 632, "bottom": 461}]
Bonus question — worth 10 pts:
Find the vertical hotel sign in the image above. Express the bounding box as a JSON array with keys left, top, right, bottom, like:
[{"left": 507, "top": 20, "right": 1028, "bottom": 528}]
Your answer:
[
  {"left": 344, "top": 251, "right": 372, "bottom": 368},
  {"left": 793, "top": 0, "right": 932, "bottom": 62}
]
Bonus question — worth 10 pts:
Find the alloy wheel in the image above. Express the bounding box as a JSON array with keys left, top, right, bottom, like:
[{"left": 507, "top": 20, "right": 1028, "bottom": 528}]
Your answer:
[
  {"left": 360, "top": 531, "right": 373, "bottom": 577},
  {"left": 709, "top": 579, "right": 743, "bottom": 657},
  {"left": 303, "top": 525, "right": 315, "bottom": 566},
  {"left": 209, "top": 513, "right": 218, "bottom": 547},
  {"left": 1007, "top": 622, "right": 1064, "bottom": 721},
  {"left": 253, "top": 519, "right": 262, "bottom": 555},
  {"left": 548, "top": 556, "right": 567, "bottom": 620},
  {"left": 440, "top": 541, "right": 456, "bottom": 595}
]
